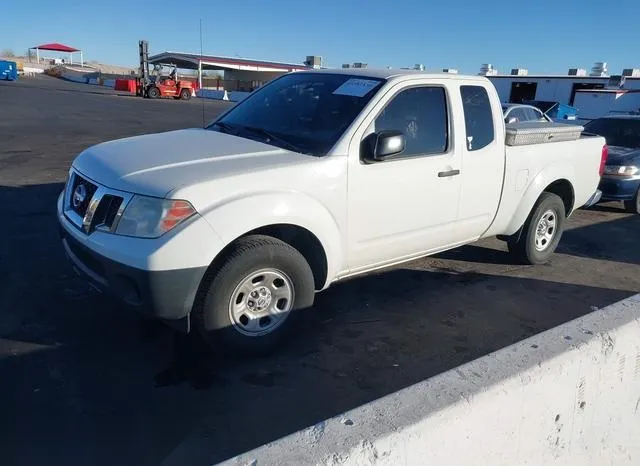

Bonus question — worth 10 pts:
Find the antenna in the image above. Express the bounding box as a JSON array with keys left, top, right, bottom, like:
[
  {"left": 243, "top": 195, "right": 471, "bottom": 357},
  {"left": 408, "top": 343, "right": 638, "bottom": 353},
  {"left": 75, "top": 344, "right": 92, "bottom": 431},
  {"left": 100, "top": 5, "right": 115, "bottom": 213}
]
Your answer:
[{"left": 199, "top": 18, "right": 205, "bottom": 128}]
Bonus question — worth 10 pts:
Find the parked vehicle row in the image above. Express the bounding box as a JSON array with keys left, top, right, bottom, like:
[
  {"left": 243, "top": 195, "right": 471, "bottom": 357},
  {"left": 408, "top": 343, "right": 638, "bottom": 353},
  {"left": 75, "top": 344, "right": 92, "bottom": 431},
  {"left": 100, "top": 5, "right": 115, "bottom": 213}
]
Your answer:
[{"left": 57, "top": 69, "right": 607, "bottom": 354}]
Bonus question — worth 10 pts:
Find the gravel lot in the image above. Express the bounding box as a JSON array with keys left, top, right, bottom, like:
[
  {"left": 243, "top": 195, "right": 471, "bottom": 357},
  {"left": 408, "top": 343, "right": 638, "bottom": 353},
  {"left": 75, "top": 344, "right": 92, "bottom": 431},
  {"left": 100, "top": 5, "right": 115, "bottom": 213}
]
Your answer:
[{"left": 1, "top": 75, "right": 639, "bottom": 466}]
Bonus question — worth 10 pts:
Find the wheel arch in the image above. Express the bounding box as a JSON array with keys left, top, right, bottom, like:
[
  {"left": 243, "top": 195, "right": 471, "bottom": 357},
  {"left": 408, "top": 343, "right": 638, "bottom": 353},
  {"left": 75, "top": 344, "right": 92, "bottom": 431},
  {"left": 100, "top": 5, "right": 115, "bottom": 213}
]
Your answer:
[
  {"left": 504, "top": 163, "right": 576, "bottom": 235},
  {"left": 543, "top": 179, "right": 574, "bottom": 216},
  {"left": 207, "top": 224, "right": 329, "bottom": 292},
  {"left": 197, "top": 192, "right": 343, "bottom": 291}
]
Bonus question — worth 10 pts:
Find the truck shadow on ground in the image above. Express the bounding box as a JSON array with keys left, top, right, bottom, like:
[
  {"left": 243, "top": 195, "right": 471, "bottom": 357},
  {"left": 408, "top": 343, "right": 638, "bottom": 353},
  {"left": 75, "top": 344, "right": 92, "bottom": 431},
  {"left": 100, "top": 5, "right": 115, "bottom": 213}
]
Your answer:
[
  {"left": 436, "top": 210, "right": 640, "bottom": 267},
  {"left": 557, "top": 214, "right": 640, "bottom": 265},
  {"left": 0, "top": 182, "right": 637, "bottom": 466},
  {"left": 586, "top": 203, "right": 629, "bottom": 214}
]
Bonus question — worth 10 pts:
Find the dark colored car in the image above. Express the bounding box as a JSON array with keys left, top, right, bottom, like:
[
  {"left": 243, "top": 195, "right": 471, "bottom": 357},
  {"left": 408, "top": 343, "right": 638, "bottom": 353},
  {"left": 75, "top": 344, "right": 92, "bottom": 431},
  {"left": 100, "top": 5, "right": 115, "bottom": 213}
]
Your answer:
[{"left": 584, "top": 116, "right": 640, "bottom": 213}]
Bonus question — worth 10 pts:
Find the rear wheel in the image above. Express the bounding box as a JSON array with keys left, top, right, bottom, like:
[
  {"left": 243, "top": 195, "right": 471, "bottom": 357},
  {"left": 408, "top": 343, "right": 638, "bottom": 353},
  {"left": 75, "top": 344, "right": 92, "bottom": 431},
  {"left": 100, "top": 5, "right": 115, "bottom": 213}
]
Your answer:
[
  {"left": 623, "top": 189, "right": 640, "bottom": 214},
  {"left": 179, "top": 88, "right": 191, "bottom": 100},
  {"left": 507, "top": 192, "right": 566, "bottom": 265},
  {"left": 147, "top": 86, "right": 160, "bottom": 99},
  {"left": 193, "top": 235, "right": 315, "bottom": 355}
]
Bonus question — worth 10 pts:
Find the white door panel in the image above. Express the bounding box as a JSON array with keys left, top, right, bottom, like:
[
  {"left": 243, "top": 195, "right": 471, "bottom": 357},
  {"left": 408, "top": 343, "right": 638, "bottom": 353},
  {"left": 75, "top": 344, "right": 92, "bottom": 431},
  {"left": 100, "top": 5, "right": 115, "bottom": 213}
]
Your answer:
[
  {"left": 346, "top": 82, "right": 463, "bottom": 270},
  {"left": 348, "top": 155, "right": 461, "bottom": 269}
]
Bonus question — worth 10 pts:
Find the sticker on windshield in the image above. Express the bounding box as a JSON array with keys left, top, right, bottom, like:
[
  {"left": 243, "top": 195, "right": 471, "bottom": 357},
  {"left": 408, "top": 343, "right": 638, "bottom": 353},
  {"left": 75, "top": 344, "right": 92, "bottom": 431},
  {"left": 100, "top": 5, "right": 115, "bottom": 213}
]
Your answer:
[{"left": 333, "top": 79, "right": 380, "bottom": 97}]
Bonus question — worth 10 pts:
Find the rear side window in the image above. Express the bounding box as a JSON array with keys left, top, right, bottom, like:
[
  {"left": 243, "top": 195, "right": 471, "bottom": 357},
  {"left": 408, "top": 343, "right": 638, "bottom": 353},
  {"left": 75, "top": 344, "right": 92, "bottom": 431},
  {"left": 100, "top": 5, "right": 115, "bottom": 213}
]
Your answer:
[{"left": 460, "top": 86, "right": 495, "bottom": 151}]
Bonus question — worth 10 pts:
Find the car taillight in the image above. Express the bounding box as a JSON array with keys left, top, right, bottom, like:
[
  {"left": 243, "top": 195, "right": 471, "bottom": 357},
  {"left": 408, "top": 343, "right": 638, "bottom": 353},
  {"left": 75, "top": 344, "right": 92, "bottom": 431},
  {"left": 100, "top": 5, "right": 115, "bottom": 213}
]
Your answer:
[{"left": 599, "top": 144, "right": 608, "bottom": 176}]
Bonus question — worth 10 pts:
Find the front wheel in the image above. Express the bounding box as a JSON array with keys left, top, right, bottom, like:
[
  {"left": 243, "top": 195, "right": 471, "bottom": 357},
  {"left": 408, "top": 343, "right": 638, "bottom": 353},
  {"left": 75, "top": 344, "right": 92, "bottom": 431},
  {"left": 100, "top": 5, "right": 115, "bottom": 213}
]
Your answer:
[
  {"left": 193, "top": 235, "right": 315, "bottom": 355},
  {"left": 179, "top": 88, "right": 191, "bottom": 100},
  {"left": 623, "top": 188, "right": 640, "bottom": 214},
  {"left": 507, "top": 192, "right": 566, "bottom": 265},
  {"left": 147, "top": 86, "right": 160, "bottom": 98}
]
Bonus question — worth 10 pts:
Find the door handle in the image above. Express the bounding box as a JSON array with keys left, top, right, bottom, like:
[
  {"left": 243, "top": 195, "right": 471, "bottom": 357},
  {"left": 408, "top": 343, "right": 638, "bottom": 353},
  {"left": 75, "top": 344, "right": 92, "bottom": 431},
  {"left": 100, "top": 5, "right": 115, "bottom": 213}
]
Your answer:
[{"left": 438, "top": 169, "right": 460, "bottom": 178}]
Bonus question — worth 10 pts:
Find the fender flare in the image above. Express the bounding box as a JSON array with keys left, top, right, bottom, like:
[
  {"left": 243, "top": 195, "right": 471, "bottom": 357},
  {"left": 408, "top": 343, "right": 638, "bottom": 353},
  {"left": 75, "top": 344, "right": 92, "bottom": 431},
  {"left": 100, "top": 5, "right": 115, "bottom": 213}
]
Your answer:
[
  {"left": 505, "top": 161, "right": 576, "bottom": 235},
  {"left": 199, "top": 190, "right": 343, "bottom": 288}
]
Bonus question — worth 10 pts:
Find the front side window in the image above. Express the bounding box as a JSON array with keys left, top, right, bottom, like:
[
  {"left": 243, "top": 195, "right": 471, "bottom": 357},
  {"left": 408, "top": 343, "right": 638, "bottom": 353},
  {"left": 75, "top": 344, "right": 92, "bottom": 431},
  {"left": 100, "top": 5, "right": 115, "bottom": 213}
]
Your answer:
[
  {"left": 461, "top": 85, "right": 495, "bottom": 151},
  {"left": 372, "top": 86, "right": 448, "bottom": 157},
  {"left": 208, "top": 73, "right": 385, "bottom": 156}
]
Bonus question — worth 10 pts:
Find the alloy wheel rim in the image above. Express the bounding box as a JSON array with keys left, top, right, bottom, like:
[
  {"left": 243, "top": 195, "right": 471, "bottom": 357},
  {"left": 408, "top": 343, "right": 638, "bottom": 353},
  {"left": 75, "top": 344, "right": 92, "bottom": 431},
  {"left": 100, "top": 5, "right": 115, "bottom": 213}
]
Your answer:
[
  {"left": 228, "top": 268, "right": 294, "bottom": 337},
  {"left": 534, "top": 209, "right": 557, "bottom": 252}
]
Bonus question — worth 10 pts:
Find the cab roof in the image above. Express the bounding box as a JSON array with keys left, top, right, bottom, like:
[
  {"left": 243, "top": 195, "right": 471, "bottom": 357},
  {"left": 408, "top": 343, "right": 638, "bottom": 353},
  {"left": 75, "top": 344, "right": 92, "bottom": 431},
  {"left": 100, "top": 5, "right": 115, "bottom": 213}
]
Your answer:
[{"left": 299, "top": 67, "right": 487, "bottom": 82}]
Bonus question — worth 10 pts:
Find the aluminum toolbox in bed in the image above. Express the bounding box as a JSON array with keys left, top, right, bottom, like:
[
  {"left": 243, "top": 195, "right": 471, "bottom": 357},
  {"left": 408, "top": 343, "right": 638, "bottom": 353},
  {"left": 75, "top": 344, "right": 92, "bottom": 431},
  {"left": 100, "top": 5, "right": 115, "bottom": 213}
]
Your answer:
[{"left": 505, "top": 121, "right": 584, "bottom": 146}]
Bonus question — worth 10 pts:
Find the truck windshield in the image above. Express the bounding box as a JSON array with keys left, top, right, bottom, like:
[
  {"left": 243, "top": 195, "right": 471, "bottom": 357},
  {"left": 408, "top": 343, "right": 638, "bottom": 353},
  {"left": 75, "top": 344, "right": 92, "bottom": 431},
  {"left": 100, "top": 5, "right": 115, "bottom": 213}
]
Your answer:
[
  {"left": 207, "top": 73, "right": 385, "bottom": 156},
  {"left": 584, "top": 118, "right": 640, "bottom": 148}
]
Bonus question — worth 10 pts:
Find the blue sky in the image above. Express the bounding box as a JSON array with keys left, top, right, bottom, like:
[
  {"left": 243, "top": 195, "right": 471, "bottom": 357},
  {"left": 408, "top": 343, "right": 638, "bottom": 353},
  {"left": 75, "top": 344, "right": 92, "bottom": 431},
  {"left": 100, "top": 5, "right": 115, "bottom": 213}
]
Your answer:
[{"left": 4, "top": 0, "right": 640, "bottom": 74}]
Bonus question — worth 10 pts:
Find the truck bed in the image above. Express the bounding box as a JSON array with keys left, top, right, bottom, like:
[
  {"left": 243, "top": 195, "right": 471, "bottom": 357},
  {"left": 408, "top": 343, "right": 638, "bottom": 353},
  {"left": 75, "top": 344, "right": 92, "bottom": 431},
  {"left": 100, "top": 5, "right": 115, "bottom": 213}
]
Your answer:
[{"left": 484, "top": 134, "right": 605, "bottom": 238}]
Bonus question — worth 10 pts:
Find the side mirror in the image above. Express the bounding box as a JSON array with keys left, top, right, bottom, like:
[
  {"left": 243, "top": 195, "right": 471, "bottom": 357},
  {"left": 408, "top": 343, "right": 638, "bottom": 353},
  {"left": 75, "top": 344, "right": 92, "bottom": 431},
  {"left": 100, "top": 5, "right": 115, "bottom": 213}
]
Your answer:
[
  {"left": 362, "top": 130, "right": 406, "bottom": 162},
  {"left": 507, "top": 117, "right": 518, "bottom": 125}
]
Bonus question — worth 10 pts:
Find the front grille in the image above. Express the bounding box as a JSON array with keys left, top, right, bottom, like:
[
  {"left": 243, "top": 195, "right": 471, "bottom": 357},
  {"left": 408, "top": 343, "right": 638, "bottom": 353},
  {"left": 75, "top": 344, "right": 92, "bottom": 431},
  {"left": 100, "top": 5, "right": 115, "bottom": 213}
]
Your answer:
[
  {"left": 69, "top": 174, "right": 98, "bottom": 218},
  {"left": 92, "top": 195, "right": 124, "bottom": 230},
  {"left": 63, "top": 169, "right": 133, "bottom": 235}
]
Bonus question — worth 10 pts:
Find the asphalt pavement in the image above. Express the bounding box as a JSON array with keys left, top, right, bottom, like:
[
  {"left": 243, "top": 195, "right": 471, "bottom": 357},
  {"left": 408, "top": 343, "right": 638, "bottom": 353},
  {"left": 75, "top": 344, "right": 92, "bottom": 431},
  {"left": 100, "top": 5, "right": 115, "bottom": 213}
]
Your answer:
[{"left": 1, "top": 75, "right": 639, "bottom": 466}]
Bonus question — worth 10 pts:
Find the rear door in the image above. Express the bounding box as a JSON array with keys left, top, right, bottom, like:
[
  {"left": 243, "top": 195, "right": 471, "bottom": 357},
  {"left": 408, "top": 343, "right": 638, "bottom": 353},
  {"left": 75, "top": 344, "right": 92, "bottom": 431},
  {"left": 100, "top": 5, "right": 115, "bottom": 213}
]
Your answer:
[{"left": 452, "top": 84, "right": 505, "bottom": 242}]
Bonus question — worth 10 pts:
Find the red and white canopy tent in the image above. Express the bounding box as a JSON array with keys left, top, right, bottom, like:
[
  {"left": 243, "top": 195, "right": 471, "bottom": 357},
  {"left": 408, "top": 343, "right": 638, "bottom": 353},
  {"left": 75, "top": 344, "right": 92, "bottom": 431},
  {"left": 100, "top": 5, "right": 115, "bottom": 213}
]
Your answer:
[{"left": 30, "top": 43, "right": 83, "bottom": 67}]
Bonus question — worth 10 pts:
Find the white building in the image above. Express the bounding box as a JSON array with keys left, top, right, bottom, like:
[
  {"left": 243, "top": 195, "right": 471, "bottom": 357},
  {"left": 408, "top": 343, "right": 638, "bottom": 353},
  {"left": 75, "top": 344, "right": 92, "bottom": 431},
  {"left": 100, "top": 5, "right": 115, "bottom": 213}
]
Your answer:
[{"left": 484, "top": 63, "right": 640, "bottom": 119}]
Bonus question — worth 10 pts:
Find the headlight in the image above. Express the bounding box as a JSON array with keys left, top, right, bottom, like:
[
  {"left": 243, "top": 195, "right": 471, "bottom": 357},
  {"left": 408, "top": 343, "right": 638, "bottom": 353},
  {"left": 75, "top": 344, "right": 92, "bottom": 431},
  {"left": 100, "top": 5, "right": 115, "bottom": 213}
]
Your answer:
[
  {"left": 115, "top": 195, "right": 196, "bottom": 238},
  {"left": 604, "top": 165, "right": 639, "bottom": 176}
]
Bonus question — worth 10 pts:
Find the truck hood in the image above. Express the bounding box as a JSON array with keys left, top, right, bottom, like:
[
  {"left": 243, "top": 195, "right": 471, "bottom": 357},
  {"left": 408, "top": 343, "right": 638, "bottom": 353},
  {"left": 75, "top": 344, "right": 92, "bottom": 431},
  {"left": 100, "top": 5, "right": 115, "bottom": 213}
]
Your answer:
[
  {"left": 72, "top": 128, "right": 311, "bottom": 197},
  {"left": 607, "top": 146, "right": 640, "bottom": 164}
]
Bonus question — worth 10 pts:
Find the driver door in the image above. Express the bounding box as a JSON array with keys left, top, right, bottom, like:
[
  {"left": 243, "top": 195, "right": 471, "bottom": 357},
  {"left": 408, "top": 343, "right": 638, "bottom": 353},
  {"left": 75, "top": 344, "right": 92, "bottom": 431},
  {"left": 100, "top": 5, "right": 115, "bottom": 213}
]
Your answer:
[{"left": 346, "top": 81, "right": 463, "bottom": 271}]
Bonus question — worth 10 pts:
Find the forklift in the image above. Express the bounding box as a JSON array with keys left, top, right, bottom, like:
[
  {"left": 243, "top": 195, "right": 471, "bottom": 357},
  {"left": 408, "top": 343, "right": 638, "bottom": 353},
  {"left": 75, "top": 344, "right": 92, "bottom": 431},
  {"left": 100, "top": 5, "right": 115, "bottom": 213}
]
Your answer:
[{"left": 136, "top": 40, "right": 194, "bottom": 100}]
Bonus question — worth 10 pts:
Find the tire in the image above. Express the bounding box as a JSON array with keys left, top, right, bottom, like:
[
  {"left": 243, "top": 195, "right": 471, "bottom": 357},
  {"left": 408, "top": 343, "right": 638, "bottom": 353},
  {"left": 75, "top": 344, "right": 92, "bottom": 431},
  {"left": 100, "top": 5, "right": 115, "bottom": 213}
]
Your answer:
[
  {"left": 507, "top": 192, "right": 566, "bottom": 265},
  {"left": 179, "top": 88, "right": 191, "bottom": 100},
  {"left": 147, "top": 86, "right": 160, "bottom": 99},
  {"left": 623, "top": 188, "right": 640, "bottom": 214},
  {"left": 193, "top": 235, "right": 315, "bottom": 355}
]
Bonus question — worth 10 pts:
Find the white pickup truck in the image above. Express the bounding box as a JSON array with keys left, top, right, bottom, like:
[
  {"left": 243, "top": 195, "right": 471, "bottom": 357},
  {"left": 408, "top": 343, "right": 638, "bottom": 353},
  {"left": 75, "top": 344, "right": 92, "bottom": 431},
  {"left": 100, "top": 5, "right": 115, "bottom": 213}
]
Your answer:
[{"left": 57, "top": 69, "right": 607, "bottom": 353}]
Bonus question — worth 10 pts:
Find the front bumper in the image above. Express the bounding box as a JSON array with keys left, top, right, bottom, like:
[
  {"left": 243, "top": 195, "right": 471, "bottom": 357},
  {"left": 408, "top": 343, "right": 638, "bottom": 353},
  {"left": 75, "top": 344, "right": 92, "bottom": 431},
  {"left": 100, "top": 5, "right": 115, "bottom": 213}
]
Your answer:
[
  {"left": 57, "top": 193, "right": 213, "bottom": 329},
  {"left": 598, "top": 176, "right": 640, "bottom": 201}
]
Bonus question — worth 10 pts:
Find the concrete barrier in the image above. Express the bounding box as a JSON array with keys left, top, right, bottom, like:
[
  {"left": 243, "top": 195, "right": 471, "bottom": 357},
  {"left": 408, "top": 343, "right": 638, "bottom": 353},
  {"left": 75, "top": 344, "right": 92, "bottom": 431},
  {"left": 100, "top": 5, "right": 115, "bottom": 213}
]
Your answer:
[
  {"left": 223, "top": 294, "right": 640, "bottom": 466},
  {"left": 227, "top": 91, "right": 251, "bottom": 102},
  {"left": 22, "top": 67, "right": 45, "bottom": 76},
  {"left": 61, "top": 72, "right": 88, "bottom": 84},
  {"left": 197, "top": 89, "right": 229, "bottom": 100},
  {"left": 102, "top": 79, "right": 116, "bottom": 88}
]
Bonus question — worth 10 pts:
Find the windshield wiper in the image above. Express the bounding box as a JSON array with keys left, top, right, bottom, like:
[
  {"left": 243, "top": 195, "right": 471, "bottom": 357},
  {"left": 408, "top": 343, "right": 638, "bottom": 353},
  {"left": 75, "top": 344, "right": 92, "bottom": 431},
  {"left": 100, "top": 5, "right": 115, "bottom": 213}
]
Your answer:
[
  {"left": 210, "top": 121, "right": 237, "bottom": 134},
  {"left": 238, "top": 125, "right": 307, "bottom": 154}
]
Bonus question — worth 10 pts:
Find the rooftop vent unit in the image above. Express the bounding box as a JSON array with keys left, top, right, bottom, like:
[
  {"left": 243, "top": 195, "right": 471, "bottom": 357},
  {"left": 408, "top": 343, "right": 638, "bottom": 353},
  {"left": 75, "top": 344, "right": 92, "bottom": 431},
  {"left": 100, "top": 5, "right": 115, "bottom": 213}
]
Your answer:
[
  {"left": 568, "top": 68, "right": 587, "bottom": 76},
  {"left": 622, "top": 68, "right": 640, "bottom": 77},
  {"left": 352, "top": 62, "right": 367, "bottom": 68},
  {"left": 606, "top": 75, "right": 626, "bottom": 88},
  {"left": 342, "top": 64, "right": 351, "bottom": 68},
  {"left": 479, "top": 64, "right": 498, "bottom": 76},
  {"left": 589, "top": 62, "right": 608, "bottom": 77},
  {"left": 511, "top": 68, "right": 528, "bottom": 76},
  {"left": 414, "top": 64, "right": 425, "bottom": 71},
  {"left": 442, "top": 68, "right": 458, "bottom": 74},
  {"left": 304, "top": 56, "right": 322, "bottom": 69}
]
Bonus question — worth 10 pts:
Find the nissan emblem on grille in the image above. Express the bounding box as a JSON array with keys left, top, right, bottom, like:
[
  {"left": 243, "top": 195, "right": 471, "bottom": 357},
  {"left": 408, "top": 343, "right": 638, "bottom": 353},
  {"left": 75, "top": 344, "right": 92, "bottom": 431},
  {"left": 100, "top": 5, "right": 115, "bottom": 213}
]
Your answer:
[{"left": 72, "top": 183, "right": 87, "bottom": 209}]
